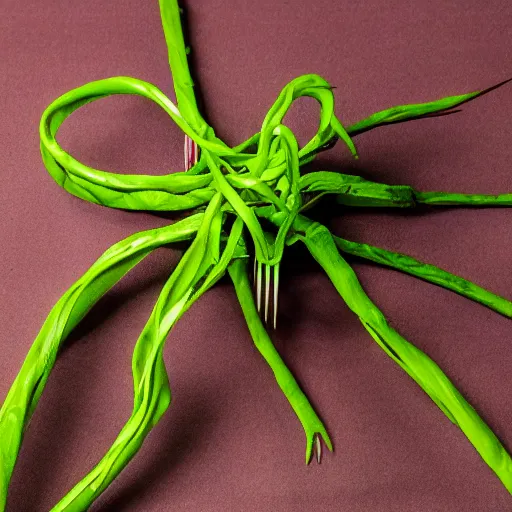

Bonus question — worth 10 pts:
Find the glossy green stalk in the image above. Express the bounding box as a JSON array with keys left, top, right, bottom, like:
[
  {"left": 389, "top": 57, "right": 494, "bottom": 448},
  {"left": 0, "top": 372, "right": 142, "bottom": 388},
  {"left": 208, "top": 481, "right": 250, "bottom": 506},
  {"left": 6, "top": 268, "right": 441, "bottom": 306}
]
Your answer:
[
  {"left": 52, "top": 196, "right": 247, "bottom": 510},
  {"left": 298, "top": 219, "right": 512, "bottom": 493},
  {"left": 345, "top": 78, "right": 512, "bottom": 136},
  {"left": 0, "top": 213, "right": 203, "bottom": 511},
  {"left": 415, "top": 191, "right": 512, "bottom": 205},
  {"left": 158, "top": 0, "right": 208, "bottom": 135},
  {"left": 229, "top": 258, "right": 332, "bottom": 463},
  {"left": 333, "top": 236, "right": 512, "bottom": 318},
  {"left": 301, "top": 171, "right": 512, "bottom": 209}
]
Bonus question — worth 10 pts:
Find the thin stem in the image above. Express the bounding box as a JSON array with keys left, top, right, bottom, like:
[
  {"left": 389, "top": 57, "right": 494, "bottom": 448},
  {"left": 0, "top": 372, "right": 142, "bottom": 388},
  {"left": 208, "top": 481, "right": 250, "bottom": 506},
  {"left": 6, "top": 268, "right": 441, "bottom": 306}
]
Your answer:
[
  {"left": 332, "top": 235, "right": 512, "bottom": 318},
  {"left": 415, "top": 191, "right": 512, "bottom": 206},
  {"left": 345, "top": 78, "right": 511, "bottom": 137},
  {"left": 158, "top": 0, "right": 207, "bottom": 133},
  {"left": 228, "top": 259, "right": 332, "bottom": 463}
]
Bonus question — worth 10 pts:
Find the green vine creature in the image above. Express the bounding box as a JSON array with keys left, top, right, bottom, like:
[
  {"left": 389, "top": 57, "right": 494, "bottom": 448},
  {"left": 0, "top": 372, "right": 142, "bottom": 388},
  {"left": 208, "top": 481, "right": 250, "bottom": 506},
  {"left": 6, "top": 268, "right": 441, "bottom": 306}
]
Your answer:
[{"left": 1, "top": 0, "right": 511, "bottom": 509}]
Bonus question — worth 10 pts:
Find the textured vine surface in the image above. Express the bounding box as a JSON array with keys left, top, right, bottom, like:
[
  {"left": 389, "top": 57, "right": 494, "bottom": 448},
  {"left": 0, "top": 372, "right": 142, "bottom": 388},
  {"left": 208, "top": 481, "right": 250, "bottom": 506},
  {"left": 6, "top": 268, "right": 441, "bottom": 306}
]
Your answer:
[{"left": 1, "top": 0, "right": 511, "bottom": 509}]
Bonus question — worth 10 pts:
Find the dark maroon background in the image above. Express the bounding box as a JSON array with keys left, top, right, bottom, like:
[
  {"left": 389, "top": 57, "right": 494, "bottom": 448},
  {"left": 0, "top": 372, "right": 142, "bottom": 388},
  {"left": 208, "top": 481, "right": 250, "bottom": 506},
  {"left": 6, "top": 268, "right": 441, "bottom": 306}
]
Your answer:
[{"left": 1, "top": 0, "right": 511, "bottom": 510}]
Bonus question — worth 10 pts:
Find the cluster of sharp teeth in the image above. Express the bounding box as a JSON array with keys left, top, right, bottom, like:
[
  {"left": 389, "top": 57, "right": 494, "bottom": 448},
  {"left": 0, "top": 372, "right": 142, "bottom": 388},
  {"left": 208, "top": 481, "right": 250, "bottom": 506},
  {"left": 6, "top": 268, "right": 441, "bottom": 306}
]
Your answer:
[
  {"left": 253, "top": 259, "right": 280, "bottom": 329},
  {"left": 184, "top": 133, "right": 199, "bottom": 169}
]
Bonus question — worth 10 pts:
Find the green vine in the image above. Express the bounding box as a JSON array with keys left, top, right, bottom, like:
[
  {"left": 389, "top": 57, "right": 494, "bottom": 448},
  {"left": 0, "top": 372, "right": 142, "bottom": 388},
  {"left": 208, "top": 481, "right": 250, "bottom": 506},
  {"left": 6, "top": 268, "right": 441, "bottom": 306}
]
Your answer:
[{"left": 1, "top": 0, "right": 511, "bottom": 509}]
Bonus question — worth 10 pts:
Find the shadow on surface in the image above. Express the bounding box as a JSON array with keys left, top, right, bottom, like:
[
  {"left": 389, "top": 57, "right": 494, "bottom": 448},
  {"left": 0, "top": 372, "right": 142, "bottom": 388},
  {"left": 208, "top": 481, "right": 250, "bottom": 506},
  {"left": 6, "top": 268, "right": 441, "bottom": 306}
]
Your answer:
[{"left": 92, "top": 395, "right": 218, "bottom": 511}]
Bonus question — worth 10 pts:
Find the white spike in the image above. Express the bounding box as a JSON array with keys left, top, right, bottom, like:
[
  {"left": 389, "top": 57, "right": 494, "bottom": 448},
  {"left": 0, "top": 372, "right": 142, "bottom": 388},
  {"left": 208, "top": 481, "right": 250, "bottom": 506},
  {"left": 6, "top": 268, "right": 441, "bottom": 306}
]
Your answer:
[
  {"left": 194, "top": 140, "right": 199, "bottom": 164},
  {"left": 273, "top": 263, "right": 280, "bottom": 329},
  {"left": 256, "top": 261, "right": 262, "bottom": 313},
  {"left": 264, "top": 264, "right": 270, "bottom": 324},
  {"left": 184, "top": 135, "right": 189, "bottom": 170},
  {"left": 315, "top": 434, "right": 322, "bottom": 463}
]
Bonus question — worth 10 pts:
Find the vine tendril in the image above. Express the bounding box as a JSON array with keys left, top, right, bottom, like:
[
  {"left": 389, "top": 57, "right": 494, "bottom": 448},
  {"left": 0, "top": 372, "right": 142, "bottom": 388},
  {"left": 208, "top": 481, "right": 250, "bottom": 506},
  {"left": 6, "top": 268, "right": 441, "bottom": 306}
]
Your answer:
[{"left": 1, "top": 0, "right": 511, "bottom": 509}]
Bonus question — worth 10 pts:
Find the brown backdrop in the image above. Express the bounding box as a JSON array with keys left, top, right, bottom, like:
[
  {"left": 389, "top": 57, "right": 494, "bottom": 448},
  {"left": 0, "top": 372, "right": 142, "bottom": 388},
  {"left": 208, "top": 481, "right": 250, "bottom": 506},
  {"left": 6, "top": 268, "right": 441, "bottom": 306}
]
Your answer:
[{"left": 1, "top": 0, "right": 511, "bottom": 510}]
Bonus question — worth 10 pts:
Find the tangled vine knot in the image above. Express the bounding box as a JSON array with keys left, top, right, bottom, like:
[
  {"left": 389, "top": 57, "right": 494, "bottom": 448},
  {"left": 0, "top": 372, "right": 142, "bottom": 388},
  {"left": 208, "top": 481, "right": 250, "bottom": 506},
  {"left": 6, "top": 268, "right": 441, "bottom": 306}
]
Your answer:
[{"left": 1, "top": 1, "right": 511, "bottom": 510}]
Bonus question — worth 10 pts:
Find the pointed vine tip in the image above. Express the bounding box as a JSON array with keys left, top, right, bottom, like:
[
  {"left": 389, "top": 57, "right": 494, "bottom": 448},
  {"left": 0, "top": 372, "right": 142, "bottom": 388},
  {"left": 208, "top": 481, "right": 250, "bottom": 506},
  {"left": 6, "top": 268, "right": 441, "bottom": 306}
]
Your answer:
[
  {"left": 314, "top": 434, "right": 322, "bottom": 464},
  {"left": 479, "top": 76, "right": 512, "bottom": 97}
]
